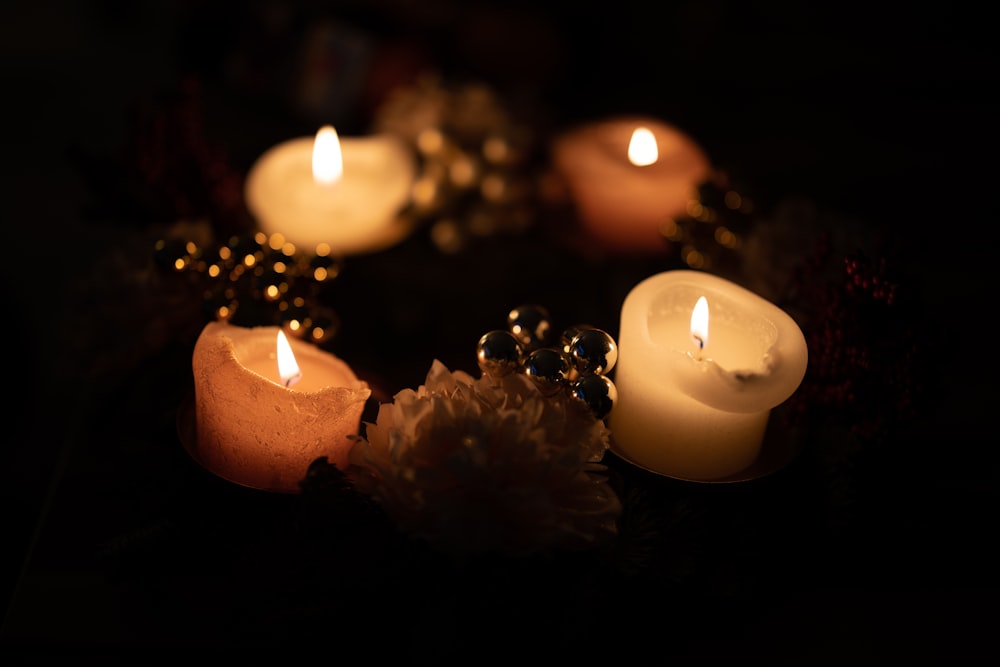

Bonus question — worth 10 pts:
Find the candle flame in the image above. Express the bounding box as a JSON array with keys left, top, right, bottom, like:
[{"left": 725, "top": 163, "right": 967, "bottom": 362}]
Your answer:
[
  {"left": 627, "top": 127, "right": 658, "bottom": 167},
  {"left": 690, "top": 296, "right": 709, "bottom": 352},
  {"left": 313, "top": 125, "right": 344, "bottom": 185},
  {"left": 276, "top": 330, "right": 302, "bottom": 387}
]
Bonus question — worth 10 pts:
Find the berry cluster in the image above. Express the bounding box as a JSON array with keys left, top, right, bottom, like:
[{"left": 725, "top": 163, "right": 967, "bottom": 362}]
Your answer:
[
  {"left": 785, "top": 246, "right": 921, "bottom": 442},
  {"left": 476, "top": 304, "right": 618, "bottom": 419}
]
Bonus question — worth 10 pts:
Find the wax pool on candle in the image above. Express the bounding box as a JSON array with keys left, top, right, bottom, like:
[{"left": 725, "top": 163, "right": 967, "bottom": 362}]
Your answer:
[
  {"left": 608, "top": 270, "right": 808, "bottom": 481},
  {"left": 244, "top": 125, "right": 417, "bottom": 256},
  {"left": 190, "top": 321, "right": 371, "bottom": 493},
  {"left": 547, "top": 117, "right": 711, "bottom": 254}
]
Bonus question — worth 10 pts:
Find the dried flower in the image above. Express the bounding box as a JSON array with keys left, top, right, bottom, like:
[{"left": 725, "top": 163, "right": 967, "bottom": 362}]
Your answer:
[{"left": 347, "top": 360, "right": 621, "bottom": 557}]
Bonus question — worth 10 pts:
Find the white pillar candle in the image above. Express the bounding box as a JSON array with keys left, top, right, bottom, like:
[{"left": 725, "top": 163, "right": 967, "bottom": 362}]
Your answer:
[
  {"left": 190, "top": 321, "right": 371, "bottom": 493},
  {"left": 609, "top": 270, "right": 808, "bottom": 481},
  {"left": 244, "top": 125, "right": 417, "bottom": 256},
  {"left": 547, "top": 116, "right": 711, "bottom": 254}
]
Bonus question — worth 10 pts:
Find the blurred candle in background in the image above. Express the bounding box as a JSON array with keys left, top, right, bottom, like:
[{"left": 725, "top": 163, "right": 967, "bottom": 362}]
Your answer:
[
  {"left": 545, "top": 117, "right": 711, "bottom": 254},
  {"left": 245, "top": 125, "right": 417, "bottom": 256}
]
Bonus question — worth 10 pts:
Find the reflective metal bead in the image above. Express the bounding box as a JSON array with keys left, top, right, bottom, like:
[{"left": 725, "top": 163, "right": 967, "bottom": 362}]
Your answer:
[
  {"left": 506, "top": 303, "right": 553, "bottom": 351},
  {"left": 570, "top": 374, "right": 618, "bottom": 420},
  {"left": 560, "top": 323, "right": 593, "bottom": 354},
  {"left": 477, "top": 329, "right": 524, "bottom": 377},
  {"left": 523, "top": 347, "right": 572, "bottom": 396},
  {"left": 567, "top": 328, "right": 618, "bottom": 375}
]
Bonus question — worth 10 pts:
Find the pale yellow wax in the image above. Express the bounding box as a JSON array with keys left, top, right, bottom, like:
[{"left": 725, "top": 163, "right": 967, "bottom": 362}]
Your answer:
[
  {"left": 609, "top": 270, "right": 808, "bottom": 481},
  {"left": 548, "top": 117, "right": 711, "bottom": 254},
  {"left": 191, "top": 322, "right": 371, "bottom": 493},
  {"left": 244, "top": 132, "right": 417, "bottom": 256}
]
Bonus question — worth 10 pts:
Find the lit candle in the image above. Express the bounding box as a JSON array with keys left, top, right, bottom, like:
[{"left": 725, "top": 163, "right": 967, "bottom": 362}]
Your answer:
[
  {"left": 190, "top": 321, "right": 371, "bottom": 492},
  {"left": 244, "top": 125, "right": 417, "bottom": 256},
  {"left": 547, "top": 116, "right": 711, "bottom": 254},
  {"left": 608, "top": 270, "right": 808, "bottom": 481}
]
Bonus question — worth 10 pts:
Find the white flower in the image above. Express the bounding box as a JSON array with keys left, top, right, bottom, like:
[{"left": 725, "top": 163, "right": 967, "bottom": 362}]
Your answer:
[{"left": 348, "top": 360, "right": 621, "bottom": 556}]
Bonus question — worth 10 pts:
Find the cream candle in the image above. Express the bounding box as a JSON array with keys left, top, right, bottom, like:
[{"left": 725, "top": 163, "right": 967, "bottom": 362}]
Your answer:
[
  {"left": 244, "top": 125, "right": 417, "bottom": 256},
  {"left": 608, "top": 270, "right": 808, "bottom": 481},
  {"left": 190, "top": 321, "right": 371, "bottom": 493},
  {"left": 547, "top": 116, "right": 711, "bottom": 254}
]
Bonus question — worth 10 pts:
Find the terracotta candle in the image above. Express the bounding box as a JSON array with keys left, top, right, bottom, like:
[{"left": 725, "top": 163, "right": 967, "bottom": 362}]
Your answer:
[
  {"left": 191, "top": 321, "right": 371, "bottom": 493},
  {"left": 609, "top": 270, "right": 808, "bottom": 481},
  {"left": 245, "top": 125, "right": 417, "bottom": 256},
  {"left": 548, "top": 116, "right": 711, "bottom": 254}
]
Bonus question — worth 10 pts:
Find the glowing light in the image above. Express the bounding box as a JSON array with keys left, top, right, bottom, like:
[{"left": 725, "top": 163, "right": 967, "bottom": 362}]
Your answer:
[
  {"left": 276, "top": 330, "right": 302, "bottom": 387},
  {"left": 412, "top": 177, "right": 438, "bottom": 207},
  {"left": 483, "top": 136, "right": 510, "bottom": 163},
  {"left": 417, "top": 128, "right": 444, "bottom": 155},
  {"left": 312, "top": 126, "right": 344, "bottom": 185},
  {"left": 481, "top": 173, "right": 506, "bottom": 200},
  {"left": 449, "top": 158, "right": 476, "bottom": 187},
  {"left": 690, "top": 296, "right": 709, "bottom": 352},
  {"left": 627, "top": 127, "right": 658, "bottom": 167}
]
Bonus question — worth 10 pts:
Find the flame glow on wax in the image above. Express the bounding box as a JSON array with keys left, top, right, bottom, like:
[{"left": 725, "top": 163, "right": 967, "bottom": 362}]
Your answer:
[
  {"left": 312, "top": 126, "right": 343, "bottom": 185},
  {"left": 627, "top": 127, "right": 658, "bottom": 167},
  {"left": 276, "top": 330, "right": 302, "bottom": 388},
  {"left": 691, "top": 296, "right": 709, "bottom": 352}
]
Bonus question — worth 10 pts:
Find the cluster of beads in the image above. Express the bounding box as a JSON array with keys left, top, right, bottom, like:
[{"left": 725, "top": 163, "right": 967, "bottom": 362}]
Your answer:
[
  {"left": 476, "top": 304, "right": 618, "bottom": 420},
  {"left": 154, "top": 228, "right": 342, "bottom": 344},
  {"left": 661, "top": 170, "right": 755, "bottom": 274},
  {"left": 372, "top": 74, "right": 539, "bottom": 254}
]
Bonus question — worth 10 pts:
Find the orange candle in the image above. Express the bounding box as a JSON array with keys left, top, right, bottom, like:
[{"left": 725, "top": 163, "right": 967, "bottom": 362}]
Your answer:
[
  {"left": 190, "top": 322, "right": 371, "bottom": 492},
  {"left": 548, "top": 116, "right": 711, "bottom": 254}
]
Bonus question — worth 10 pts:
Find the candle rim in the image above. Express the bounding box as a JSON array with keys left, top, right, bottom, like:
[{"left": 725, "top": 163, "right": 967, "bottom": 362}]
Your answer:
[
  {"left": 617, "top": 270, "right": 808, "bottom": 412},
  {"left": 201, "top": 322, "right": 371, "bottom": 397}
]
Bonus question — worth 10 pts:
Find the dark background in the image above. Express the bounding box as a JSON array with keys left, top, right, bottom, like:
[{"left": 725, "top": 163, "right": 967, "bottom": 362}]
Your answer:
[{"left": 3, "top": 0, "right": 998, "bottom": 659}]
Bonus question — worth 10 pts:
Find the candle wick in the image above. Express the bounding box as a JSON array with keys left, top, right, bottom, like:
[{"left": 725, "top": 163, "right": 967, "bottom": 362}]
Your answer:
[
  {"left": 284, "top": 373, "right": 302, "bottom": 388},
  {"left": 690, "top": 335, "right": 706, "bottom": 362}
]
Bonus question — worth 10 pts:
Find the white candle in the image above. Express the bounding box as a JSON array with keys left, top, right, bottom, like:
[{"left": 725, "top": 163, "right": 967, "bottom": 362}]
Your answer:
[
  {"left": 244, "top": 125, "right": 417, "bottom": 256},
  {"left": 609, "top": 270, "right": 808, "bottom": 481},
  {"left": 547, "top": 116, "right": 711, "bottom": 254},
  {"left": 190, "top": 321, "right": 371, "bottom": 493}
]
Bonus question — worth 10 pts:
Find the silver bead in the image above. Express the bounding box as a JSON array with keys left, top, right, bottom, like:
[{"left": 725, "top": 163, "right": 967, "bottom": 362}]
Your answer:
[
  {"left": 567, "top": 328, "right": 618, "bottom": 375},
  {"left": 506, "top": 303, "right": 552, "bottom": 351},
  {"left": 523, "top": 347, "right": 572, "bottom": 396},
  {"left": 560, "top": 323, "right": 590, "bottom": 354},
  {"left": 570, "top": 374, "right": 618, "bottom": 420},
  {"left": 477, "top": 329, "right": 523, "bottom": 377}
]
